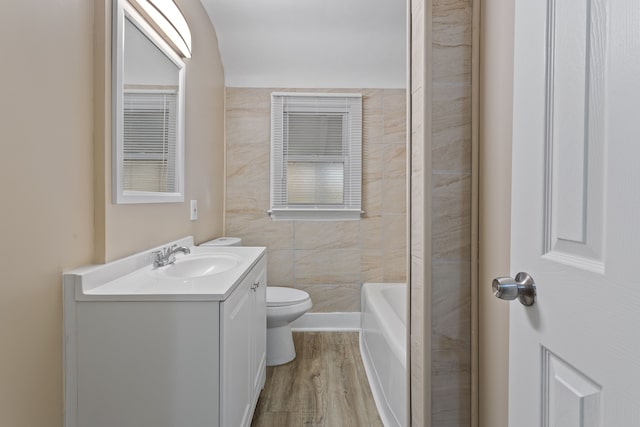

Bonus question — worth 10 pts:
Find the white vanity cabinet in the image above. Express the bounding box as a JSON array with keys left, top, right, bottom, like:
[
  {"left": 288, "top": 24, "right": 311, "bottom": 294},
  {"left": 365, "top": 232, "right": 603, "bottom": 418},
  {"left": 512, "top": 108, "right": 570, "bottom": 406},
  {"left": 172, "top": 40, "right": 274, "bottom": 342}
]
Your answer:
[
  {"left": 220, "top": 257, "right": 267, "bottom": 427},
  {"left": 63, "top": 240, "right": 266, "bottom": 427},
  {"left": 251, "top": 265, "right": 267, "bottom": 397}
]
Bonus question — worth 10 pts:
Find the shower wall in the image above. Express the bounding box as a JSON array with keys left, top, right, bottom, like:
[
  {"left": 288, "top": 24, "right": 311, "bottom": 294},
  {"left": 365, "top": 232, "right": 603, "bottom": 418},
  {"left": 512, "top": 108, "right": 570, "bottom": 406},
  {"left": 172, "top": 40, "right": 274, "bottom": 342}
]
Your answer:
[
  {"left": 224, "top": 87, "right": 407, "bottom": 313},
  {"left": 411, "top": 0, "right": 473, "bottom": 426}
]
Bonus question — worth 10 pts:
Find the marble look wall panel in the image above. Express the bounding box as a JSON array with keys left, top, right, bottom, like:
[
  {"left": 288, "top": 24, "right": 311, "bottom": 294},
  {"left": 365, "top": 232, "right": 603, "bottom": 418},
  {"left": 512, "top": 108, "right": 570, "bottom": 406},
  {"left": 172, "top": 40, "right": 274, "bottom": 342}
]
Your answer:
[
  {"left": 361, "top": 216, "right": 383, "bottom": 250},
  {"left": 432, "top": 83, "right": 472, "bottom": 143},
  {"left": 266, "top": 249, "right": 295, "bottom": 287},
  {"left": 225, "top": 212, "right": 294, "bottom": 250},
  {"left": 294, "top": 221, "right": 361, "bottom": 250},
  {"left": 294, "top": 249, "right": 361, "bottom": 285},
  {"left": 429, "top": 0, "right": 473, "bottom": 425},
  {"left": 410, "top": 0, "right": 427, "bottom": 424},
  {"left": 362, "top": 249, "right": 384, "bottom": 283},
  {"left": 383, "top": 178, "right": 408, "bottom": 215},
  {"left": 433, "top": 122, "right": 472, "bottom": 173},
  {"left": 384, "top": 144, "right": 408, "bottom": 179},
  {"left": 411, "top": 0, "right": 425, "bottom": 91},
  {"left": 225, "top": 87, "right": 275, "bottom": 109},
  {"left": 384, "top": 214, "right": 408, "bottom": 248},
  {"left": 432, "top": 0, "right": 472, "bottom": 48},
  {"left": 432, "top": 173, "right": 472, "bottom": 262},
  {"left": 225, "top": 108, "right": 270, "bottom": 146},
  {"left": 384, "top": 93, "right": 408, "bottom": 145},
  {"left": 432, "top": 262, "right": 471, "bottom": 351},
  {"left": 383, "top": 247, "right": 408, "bottom": 282},
  {"left": 410, "top": 0, "right": 473, "bottom": 424},
  {"left": 411, "top": 253, "right": 426, "bottom": 427},
  {"left": 225, "top": 88, "right": 407, "bottom": 311},
  {"left": 295, "top": 283, "right": 362, "bottom": 313},
  {"left": 363, "top": 142, "right": 385, "bottom": 182},
  {"left": 364, "top": 110, "right": 385, "bottom": 145},
  {"left": 363, "top": 178, "right": 384, "bottom": 217},
  {"left": 431, "top": 261, "right": 472, "bottom": 426},
  {"left": 225, "top": 142, "right": 269, "bottom": 214},
  {"left": 432, "top": 45, "right": 472, "bottom": 83},
  {"left": 410, "top": 177, "right": 424, "bottom": 257}
]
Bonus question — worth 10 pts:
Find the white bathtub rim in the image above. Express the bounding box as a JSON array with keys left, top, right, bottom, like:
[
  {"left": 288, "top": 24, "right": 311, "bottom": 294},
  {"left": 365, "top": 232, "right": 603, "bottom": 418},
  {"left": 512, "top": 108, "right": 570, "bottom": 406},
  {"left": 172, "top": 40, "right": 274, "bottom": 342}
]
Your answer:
[
  {"left": 359, "top": 331, "right": 402, "bottom": 427},
  {"left": 361, "top": 282, "right": 408, "bottom": 427},
  {"left": 362, "top": 283, "right": 407, "bottom": 368}
]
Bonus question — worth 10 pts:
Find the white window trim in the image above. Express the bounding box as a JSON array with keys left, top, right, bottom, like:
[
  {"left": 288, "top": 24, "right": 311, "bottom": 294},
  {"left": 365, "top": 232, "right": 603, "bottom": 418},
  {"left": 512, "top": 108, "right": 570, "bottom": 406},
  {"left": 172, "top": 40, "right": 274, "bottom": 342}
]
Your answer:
[{"left": 269, "top": 92, "right": 363, "bottom": 221}]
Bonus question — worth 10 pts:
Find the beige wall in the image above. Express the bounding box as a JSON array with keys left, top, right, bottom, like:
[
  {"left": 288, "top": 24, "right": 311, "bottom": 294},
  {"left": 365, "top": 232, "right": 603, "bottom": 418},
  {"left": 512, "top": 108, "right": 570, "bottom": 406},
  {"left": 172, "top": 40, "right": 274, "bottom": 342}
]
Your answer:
[
  {"left": 411, "top": 0, "right": 474, "bottom": 425},
  {"left": 224, "top": 88, "right": 407, "bottom": 312},
  {"left": 0, "top": 1, "right": 94, "bottom": 425},
  {"left": 0, "top": 1, "right": 225, "bottom": 425},
  {"left": 478, "top": 1, "right": 514, "bottom": 426}
]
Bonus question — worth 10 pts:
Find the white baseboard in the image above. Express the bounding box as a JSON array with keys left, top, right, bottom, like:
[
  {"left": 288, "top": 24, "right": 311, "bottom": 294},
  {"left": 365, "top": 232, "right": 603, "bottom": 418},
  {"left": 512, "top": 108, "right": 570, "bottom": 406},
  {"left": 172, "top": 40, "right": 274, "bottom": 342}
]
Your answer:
[{"left": 291, "top": 312, "right": 360, "bottom": 331}]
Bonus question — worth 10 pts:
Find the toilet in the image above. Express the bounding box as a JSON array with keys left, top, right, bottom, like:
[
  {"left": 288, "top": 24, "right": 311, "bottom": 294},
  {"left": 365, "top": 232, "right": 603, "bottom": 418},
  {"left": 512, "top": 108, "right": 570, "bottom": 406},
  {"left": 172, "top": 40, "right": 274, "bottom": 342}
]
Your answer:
[
  {"left": 266, "top": 286, "right": 312, "bottom": 366},
  {"left": 200, "top": 236, "right": 243, "bottom": 247},
  {"left": 200, "top": 237, "right": 312, "bottom": 366}
]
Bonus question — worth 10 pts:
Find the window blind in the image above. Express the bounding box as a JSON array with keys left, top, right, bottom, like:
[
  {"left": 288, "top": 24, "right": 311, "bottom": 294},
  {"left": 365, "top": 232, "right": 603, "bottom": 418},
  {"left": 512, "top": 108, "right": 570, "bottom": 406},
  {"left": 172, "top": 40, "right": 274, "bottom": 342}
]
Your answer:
[
  {"left": 123, "top": 90, "right": 178, "bottom": 193},
  {"left": 270, "top": 93, "right": 362, "bottom": 220}
]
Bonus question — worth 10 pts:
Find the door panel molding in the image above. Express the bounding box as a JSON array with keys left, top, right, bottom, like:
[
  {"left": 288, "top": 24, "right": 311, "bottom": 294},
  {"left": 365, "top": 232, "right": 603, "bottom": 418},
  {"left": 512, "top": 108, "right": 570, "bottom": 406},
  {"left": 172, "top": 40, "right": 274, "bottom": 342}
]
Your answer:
[
  {"left": 542, "top": 347, "right": 602, "bottom": 427},
  {"left": 543, "top": 0, "right": 607, "bottom": 273}
]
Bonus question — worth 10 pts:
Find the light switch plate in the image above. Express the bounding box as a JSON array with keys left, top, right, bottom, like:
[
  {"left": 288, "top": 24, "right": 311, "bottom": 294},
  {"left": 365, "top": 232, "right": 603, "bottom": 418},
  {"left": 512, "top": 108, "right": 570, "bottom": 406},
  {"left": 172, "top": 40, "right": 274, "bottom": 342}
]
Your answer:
[{"left": 190, "top": 200, "right": 198, "bottom": 221}]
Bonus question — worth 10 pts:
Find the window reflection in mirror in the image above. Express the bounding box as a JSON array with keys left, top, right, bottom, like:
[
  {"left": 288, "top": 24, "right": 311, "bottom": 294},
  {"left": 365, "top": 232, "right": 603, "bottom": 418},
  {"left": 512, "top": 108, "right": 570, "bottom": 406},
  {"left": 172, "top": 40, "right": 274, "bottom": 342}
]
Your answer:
[{"left": 113, "top": 1, "right": 185, "bottom": 204}]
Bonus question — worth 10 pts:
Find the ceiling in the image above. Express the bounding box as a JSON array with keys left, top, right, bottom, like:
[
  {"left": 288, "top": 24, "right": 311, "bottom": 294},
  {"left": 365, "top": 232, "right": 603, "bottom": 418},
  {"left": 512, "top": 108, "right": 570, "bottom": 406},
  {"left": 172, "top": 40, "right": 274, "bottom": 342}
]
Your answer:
[{"left": 199, "top": 0, "right": 407, "bottom": 88}]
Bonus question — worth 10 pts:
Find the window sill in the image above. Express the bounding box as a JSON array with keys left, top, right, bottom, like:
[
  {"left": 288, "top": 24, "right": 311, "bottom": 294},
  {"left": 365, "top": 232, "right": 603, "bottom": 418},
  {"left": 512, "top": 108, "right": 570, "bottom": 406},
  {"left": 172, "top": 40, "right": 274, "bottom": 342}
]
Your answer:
[{"left": 268, "top": 208, "right": 363, "bottom": 221}]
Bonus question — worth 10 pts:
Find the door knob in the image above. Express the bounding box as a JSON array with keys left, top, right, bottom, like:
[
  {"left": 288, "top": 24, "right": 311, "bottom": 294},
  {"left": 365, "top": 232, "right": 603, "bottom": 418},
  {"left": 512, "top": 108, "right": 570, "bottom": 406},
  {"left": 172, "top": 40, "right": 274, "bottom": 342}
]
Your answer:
[{"left": 492, "top": 272, "right": 536, "bottom": 306}]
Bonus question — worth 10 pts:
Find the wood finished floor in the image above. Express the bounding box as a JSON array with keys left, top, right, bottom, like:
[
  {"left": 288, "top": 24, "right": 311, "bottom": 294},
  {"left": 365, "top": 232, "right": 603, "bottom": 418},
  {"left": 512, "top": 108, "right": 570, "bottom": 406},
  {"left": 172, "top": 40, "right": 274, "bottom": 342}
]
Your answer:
[{"left": 251, "top": 332, "right": 383, "bottom": 427}]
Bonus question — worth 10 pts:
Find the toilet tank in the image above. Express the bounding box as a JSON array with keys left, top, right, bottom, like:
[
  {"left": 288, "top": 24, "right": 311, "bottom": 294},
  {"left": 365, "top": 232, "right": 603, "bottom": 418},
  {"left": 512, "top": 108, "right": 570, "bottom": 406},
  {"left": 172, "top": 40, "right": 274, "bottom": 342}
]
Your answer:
[{"left": 200, "top": 237, "right": 242, "bottom": 247}]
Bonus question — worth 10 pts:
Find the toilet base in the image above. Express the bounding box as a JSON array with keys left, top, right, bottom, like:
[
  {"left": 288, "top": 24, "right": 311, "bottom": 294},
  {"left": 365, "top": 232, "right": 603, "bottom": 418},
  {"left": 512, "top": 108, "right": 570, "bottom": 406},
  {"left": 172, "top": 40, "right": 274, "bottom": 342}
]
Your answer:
[{"left": 266, "top": 324, "right": 296, "bottom": 366}]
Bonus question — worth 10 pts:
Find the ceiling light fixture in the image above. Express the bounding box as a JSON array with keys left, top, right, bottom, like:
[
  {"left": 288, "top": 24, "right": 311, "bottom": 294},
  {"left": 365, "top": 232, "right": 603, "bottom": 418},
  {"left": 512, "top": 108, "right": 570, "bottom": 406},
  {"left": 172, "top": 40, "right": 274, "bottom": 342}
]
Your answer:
[{"left": 129, "top": 0, "right": 192, "bottom": 58}]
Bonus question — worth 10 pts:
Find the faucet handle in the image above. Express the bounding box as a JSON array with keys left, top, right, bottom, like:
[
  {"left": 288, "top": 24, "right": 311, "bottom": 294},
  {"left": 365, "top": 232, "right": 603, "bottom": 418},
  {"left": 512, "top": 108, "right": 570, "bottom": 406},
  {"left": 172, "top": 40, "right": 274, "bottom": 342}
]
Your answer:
[
  {"left": 151, "top": 250, "right": 165, "bottom": 267},
  {"left": 159, "top": 244, "right": 174, "bottom": 257}
]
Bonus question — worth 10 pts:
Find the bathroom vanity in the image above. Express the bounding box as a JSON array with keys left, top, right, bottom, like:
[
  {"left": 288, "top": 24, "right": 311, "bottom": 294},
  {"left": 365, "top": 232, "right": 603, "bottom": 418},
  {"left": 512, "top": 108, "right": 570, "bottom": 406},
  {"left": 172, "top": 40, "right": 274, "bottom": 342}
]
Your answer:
[{"left": 63, "top": 237, "right": 266, "bottom": 427}]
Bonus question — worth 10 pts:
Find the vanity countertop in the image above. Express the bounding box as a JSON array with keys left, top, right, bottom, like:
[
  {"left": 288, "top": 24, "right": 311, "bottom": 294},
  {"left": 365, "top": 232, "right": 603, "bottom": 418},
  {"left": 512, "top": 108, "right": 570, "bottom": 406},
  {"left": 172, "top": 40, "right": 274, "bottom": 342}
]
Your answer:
[{"left": 63, "top": 237, "right": 266, "bottom": 302}]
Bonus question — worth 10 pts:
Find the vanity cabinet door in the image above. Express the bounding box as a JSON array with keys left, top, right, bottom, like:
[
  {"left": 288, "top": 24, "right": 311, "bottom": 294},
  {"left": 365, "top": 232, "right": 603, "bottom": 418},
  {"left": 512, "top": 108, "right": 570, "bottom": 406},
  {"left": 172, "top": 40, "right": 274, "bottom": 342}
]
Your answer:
[
  {"left": 220, "top": 277, "right": 253, "bottom": 427},
  {"left": 251, "top": 262, "right": 267, "bottom": 396}
]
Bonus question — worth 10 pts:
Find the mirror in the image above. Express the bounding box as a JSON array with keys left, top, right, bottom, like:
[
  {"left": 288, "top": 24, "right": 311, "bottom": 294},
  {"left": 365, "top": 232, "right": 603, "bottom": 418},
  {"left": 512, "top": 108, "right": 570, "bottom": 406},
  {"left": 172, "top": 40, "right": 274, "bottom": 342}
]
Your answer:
[{"left": 112, "top": 0, "right": 185, "bottom": 204}]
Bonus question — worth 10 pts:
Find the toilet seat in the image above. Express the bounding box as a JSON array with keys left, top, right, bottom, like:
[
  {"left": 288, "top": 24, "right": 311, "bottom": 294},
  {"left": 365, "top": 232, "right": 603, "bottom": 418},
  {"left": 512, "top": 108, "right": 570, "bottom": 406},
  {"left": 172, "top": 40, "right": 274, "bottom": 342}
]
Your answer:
[{"left": 267, "top": 287, "right": 310, "bottom": 307}]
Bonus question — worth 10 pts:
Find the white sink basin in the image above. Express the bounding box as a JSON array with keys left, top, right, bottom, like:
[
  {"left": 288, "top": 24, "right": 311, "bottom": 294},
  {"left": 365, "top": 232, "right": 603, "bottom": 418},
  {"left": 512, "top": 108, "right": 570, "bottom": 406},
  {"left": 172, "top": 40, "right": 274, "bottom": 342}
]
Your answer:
[{"left": 150, "top": 254, "right": 242, "bottom": 279}]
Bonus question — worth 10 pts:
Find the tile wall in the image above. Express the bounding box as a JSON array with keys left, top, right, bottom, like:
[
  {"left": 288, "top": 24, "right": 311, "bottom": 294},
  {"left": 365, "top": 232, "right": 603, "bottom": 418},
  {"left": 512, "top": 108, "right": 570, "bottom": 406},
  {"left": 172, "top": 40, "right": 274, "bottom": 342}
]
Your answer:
[
  {"left": 224, "top": 88, "right": 407, "bottom": 312},
  {"left": 411, "top": 0, "right": 473, "bottom": 426},
  {"left": 430, "top": 1, "right": 473, "bottom": 425},
  {"left": 410, "top": 0, "right": 428, "bottom": 424}
]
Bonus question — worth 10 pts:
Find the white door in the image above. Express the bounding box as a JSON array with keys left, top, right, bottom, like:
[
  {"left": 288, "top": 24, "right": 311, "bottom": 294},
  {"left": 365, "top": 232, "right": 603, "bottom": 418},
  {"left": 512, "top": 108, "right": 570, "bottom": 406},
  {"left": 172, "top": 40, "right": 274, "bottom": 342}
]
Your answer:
[{"left": 506, "top": 0, "right": 640, "bottom": 426}]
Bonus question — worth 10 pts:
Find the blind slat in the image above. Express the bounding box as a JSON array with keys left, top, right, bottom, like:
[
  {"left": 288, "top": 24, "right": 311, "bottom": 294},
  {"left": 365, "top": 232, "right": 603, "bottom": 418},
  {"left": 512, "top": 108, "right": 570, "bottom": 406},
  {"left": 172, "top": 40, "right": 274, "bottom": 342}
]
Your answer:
[{"left": 123, "top": 90, "right": 177, "bottom": 193}]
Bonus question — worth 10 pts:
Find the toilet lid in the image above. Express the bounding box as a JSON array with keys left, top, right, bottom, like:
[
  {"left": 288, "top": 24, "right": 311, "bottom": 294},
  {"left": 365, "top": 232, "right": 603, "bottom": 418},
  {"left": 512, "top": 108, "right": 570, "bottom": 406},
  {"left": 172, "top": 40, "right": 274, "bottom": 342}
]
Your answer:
[{"left": 267, "top": 287, "right": 310, "bottom": 307}]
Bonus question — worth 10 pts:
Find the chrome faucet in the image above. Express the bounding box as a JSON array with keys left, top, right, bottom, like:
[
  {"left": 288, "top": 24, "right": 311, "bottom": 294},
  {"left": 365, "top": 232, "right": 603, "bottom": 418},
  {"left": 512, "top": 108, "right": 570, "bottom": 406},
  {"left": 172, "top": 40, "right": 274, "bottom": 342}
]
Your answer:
[{"left": 152, "top": 244, "right": 191, "bottom": 267}]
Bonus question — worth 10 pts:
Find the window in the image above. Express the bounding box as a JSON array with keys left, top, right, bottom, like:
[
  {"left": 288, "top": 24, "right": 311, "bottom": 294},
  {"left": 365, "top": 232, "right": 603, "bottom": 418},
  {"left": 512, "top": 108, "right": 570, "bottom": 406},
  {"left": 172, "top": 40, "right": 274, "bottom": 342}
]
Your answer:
[
  {"left": 123, "top": 89, "right": 178, "bottom": 193},
  {"left": 270, "top": 93, "right": 362, "bottom": 220}
]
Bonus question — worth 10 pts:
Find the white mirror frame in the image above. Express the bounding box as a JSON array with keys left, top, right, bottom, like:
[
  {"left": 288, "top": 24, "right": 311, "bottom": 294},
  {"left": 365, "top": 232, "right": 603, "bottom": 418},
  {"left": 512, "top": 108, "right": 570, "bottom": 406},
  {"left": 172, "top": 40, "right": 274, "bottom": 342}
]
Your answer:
[{"left": 112, "top": 0, "right": 186, "bottom": 204}]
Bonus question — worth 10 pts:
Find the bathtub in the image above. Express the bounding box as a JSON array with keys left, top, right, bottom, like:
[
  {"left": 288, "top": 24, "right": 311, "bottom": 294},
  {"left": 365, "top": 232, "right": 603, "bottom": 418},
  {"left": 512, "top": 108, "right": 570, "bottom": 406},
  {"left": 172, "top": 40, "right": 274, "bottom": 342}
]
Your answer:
[{"left": 360, "top": 283, "right": 407, "bottom": 427}]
